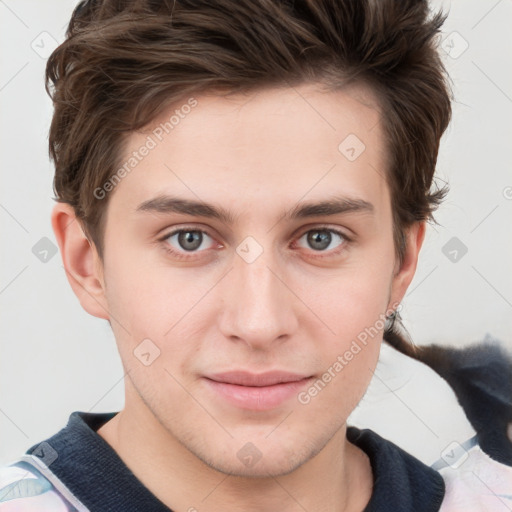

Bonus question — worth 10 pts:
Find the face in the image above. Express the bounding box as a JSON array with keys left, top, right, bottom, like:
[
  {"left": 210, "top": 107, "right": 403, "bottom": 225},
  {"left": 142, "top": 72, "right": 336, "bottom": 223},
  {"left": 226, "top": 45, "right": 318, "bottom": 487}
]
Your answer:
[{"left": 69, "top": 83, "right": 421, "bottom": 477}]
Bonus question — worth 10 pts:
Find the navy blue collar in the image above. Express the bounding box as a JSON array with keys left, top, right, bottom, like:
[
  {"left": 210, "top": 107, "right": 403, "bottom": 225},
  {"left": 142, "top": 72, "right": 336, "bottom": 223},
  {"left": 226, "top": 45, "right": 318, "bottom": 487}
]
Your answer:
[
  {"left": 346, "top": 427, "right": 445, "bottom": 511},
  {"left": 27, "top": 411, "right": 445, "bottom": 511}
]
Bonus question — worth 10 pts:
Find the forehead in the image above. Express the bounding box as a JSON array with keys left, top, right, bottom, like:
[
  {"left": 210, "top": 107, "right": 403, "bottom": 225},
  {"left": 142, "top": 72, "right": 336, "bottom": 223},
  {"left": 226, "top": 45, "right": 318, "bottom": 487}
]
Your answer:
[{"left": 108, "top": 82, "right": 388, "bottom": 224}]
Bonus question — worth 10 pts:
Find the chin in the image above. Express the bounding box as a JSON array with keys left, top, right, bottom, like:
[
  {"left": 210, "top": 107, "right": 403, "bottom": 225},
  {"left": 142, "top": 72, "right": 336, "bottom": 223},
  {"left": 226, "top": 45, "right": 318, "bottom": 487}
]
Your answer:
[
  {"left": 205, "top": 452, "right": 306, "bottom": 479},
  {"left": 189, "top": 435, "right": 321, "bottom": 479}
]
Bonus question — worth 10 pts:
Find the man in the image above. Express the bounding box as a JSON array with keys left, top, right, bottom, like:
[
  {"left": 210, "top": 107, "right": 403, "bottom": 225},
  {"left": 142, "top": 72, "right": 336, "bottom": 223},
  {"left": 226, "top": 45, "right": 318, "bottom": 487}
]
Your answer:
[{"left": 0, "top": 0, "right": 510, "bottom": 510}]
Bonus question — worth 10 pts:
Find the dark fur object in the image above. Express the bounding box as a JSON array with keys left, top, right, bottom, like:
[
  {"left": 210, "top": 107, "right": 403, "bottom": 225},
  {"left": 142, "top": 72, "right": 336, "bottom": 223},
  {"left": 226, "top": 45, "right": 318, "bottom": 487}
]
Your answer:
[{"left": 385, "top": 330, "right": 512, "bottom": 466}]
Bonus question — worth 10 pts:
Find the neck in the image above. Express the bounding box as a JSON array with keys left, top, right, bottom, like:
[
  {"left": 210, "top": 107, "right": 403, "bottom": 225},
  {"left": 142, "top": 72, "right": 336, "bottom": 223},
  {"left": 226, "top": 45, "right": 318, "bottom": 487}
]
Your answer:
[{"left": 97, "top": 396, "right": 372, "bottom": 512}]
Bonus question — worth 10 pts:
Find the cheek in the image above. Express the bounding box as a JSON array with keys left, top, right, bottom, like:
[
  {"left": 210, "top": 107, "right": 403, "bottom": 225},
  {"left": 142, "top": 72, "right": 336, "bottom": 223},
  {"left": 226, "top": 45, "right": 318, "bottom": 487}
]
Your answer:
[
  {"left": 299, "top": 256, "right": 393, "bottom": 340},
  {"left": 103, "top": 246, "right": 196, "bottom": 333},
  {"left": 296, "top": 254, "right": 393, "bottom": 395},
  {"left": 102, "top": 251, "right": 217, "bottom": 373},
  {"left": 296, "top": 275, "right": 387, "bottom": 416}
]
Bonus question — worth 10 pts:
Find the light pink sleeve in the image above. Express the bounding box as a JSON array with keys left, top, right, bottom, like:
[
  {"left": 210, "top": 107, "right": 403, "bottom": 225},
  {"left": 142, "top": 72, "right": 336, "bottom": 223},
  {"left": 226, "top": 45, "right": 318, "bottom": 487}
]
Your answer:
[
  {"left": 0, "top": 464, "right": 71, "bottom": 512},
  {"left": 439, "top": 446, "right": 512, "bottom": 511}
]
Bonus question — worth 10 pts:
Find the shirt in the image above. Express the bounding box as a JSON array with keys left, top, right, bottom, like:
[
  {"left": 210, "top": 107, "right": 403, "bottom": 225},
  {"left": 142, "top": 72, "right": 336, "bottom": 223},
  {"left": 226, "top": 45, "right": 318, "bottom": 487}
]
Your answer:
[{"left": 0, "top": 411, "right": 510, "bottom": 511}]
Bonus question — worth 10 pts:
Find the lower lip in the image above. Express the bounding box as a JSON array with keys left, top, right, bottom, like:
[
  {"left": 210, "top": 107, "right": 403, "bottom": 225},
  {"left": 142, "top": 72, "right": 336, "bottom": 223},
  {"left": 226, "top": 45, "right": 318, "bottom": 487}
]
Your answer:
[{"left": 203, "top": 377, "right": 313, "bottom": 411}]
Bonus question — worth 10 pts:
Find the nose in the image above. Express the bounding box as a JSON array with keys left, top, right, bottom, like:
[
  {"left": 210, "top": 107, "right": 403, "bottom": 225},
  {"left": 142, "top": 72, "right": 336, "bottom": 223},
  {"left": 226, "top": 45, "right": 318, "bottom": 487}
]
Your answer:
[{"left": 218, "top": 241, "right": 299, "bottom": 351}]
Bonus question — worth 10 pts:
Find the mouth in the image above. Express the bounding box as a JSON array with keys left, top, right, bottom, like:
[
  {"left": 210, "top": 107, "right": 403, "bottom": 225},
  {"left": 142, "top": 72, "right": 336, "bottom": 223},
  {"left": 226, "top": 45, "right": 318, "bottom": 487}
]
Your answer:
[{"left": 202, "top": 371, "right": 314, "bottom": 411}]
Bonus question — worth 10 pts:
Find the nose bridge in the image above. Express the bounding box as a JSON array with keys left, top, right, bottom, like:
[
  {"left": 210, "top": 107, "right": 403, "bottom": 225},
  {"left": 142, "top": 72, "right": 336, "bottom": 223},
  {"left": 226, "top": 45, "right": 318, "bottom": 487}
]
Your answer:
[{"left": 219, "top": 239, "right": 297, "bottom": 347}]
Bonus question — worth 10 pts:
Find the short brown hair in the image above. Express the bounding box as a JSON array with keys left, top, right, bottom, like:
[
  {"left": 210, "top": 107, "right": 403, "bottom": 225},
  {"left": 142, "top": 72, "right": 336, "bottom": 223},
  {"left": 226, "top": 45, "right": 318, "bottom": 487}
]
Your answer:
[{"left": 46, "top": 0, "right": 451, "bottom": 267}]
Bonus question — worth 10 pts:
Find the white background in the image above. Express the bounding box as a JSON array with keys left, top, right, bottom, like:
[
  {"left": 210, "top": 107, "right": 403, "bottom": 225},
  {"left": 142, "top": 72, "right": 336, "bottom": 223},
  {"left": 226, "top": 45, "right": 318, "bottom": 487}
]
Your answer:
[{"left": 1, "top": 0, "right": 511, "bottom": 464}]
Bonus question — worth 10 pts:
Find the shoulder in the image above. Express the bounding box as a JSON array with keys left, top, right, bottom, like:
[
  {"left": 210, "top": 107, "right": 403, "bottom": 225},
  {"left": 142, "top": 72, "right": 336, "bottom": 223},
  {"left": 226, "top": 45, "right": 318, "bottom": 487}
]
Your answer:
[
  {"left": 347, "top": 425, "right": 512, "bottom": 511},
  {"left": 438, "top": 444, "right": 512, "bottom": 512},
  {"left": 0, "top": 458, "right": 70, "bottom": 511},
  {"left": 0, "top": 456, "right": 86, "bottom": 511}
]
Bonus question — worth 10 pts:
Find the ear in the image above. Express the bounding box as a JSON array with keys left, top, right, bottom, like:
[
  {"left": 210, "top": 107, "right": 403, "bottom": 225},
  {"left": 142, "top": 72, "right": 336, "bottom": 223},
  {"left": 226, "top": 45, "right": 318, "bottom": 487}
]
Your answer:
[
  {"left": 51, "top": 202, "right": 110, "bottom": 320},
  {"left": 388, "top": 221, "right": 426, "bottom": 311}
]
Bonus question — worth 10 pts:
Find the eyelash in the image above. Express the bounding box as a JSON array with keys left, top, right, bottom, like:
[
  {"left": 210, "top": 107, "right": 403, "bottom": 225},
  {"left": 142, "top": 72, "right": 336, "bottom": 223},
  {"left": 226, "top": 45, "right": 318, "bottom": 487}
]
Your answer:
[{"left": 158, "top": 225, "right": 352, "bottom": 261}]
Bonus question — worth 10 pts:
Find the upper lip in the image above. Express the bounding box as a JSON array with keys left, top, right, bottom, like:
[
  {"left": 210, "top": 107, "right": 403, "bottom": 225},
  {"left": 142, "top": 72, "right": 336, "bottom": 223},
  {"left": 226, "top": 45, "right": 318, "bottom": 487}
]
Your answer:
[{"left": 205, "top": 371, "right": 311, "bottom": 387}]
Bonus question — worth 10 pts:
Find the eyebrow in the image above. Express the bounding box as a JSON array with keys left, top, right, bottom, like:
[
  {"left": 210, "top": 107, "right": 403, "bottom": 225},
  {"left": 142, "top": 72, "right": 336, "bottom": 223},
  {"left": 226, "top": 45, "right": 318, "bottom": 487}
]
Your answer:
[{"left": 135, "top": 194, "right": 374, "bottom": 224}]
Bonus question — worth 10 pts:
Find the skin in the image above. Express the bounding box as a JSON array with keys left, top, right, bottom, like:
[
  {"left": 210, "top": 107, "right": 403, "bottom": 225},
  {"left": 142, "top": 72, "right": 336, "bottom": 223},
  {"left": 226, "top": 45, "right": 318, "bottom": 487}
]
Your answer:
[{"left": 52, "top": 82, "right": 425, "bottom": 512}]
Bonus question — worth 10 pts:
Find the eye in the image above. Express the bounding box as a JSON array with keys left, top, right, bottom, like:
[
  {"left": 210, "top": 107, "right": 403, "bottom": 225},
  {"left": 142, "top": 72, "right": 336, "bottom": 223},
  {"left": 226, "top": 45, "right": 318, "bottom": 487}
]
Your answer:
[
  {"left": 159, "top": 226, "right": 350, "bottom": 261},
  {"left": 160, "top": 228, "right": 217, "bottom": 259},
  {"left": 295, "top": 228, "right": 348, "bottom": 255}
]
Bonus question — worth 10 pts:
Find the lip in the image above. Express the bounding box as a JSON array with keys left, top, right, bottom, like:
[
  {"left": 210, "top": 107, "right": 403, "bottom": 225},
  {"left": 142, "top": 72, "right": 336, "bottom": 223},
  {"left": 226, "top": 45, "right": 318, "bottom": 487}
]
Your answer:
[
  {"left": 203, "top": 371, "right": 314, "bottom": 411},
  {"left": 206, "top": 370, "right": 310, "bottom": 387}
]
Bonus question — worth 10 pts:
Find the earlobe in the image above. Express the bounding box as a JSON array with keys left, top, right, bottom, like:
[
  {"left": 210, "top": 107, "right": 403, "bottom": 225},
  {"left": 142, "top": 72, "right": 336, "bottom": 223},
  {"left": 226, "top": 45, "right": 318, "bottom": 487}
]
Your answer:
[
  {"left": 388, "top": 222, "right": 426, "bottom": 310},
  {"left": 51, "top": 203, "right": 110, "bottom": 320}
]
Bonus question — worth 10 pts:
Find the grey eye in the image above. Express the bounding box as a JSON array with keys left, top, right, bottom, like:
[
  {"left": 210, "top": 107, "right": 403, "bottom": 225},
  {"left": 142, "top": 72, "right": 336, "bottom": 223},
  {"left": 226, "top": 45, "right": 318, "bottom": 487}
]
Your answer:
[
  {"left": 165, "top": 229, "right": 214, "bottom": 253},
  {"left": 177, "top": 230, "right": 204, "bottom": 251},
  {"left": 298, "top": 229, "right": 345, "bottom": 252},
  {"left": 307, "top": 230, "right": 332, "bottom": 250}
]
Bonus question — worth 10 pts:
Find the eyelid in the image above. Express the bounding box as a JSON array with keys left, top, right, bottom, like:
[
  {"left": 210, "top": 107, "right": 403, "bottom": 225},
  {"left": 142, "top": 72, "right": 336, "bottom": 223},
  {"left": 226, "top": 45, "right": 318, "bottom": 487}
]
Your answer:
[
  {"left": 159, "top": 223, "right": 216, "bottom": 239},
  {"left": 294, "top": 223, "right": 352, "bottom": 240}
]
